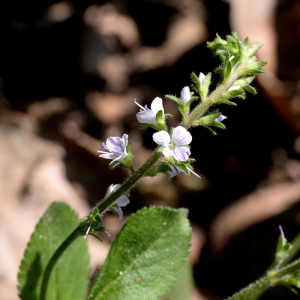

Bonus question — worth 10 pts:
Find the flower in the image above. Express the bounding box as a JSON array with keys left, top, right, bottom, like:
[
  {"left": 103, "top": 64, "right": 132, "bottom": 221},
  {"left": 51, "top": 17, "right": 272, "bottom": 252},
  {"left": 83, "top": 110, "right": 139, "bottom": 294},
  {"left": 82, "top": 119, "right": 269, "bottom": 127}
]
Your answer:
[
  {"left": 215, "top": 115, "right": 227, "bottom": 122},
  {"left": 134, "top": 97, "right": 164, "bottom": 126},
  {"left": 228, "top": 85, "right": 240, "bottom": 92},
  {"left": 229, "top": 55, "right": 234, "bottom": 61},
  {"left": 199, "top": 72, "right": 206, "bottom": 84},
  {"left": 153, "top": 126, "right": 192, "bottom": 161},
  {"left": 97, "top": 134, "right": 128, "bottom": 165},
  {"left": 105, "top": 184, "right": 130, "bottom": 219},
  {"left": 180, "top": 86, "right": 191, "bottom": 103}
]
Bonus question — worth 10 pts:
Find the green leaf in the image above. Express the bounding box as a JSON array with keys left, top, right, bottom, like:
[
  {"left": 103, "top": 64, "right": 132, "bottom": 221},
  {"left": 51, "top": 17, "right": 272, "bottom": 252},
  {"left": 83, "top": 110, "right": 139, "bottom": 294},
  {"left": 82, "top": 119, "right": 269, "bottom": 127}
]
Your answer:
[
  {"left": 18, "top": 202, "right": 89, "bottom": 300},
  {"left": 167, "top": 261, "right": 193, "bottom": 300},
  {"left": 165, "top": 94, "right": 181, "bottom": 103},
  {"left": 87, "top": 207, "right": 192, "bottom": 300},
  {"left": 214, "top": 99, "right": 237, "bottom": 106},
  {"left": 210, "top": 121, "right": 226, "bottom": 129},
  {"left": 239, "top": 68, "right": 266, "bottom": 75},
  {"left": 109, "top": 161, "right": 121, "bottom": 169},
  {"left": 244, "top": 85, "right": 257, "bottom": 94},
  {"left": 139, "top": 124, "right": 157, "bottom": 130},
  {"left": 224, "top": 61, "right": 232, "bottom": 81},
  {"left": 191, "top": 72, "right": 200, "bottom": 87},
  {"left": 165, "top": 113, "right": 173, "bottom": 118},
  {"left": 200, "top": 72, "right": 212, "bottom": 100},
  {"left": 204, "top": 126, "right": 217, "bottom": 135},
  {"left": 215, "top": 66, "right": 223, "bottom": 73}
]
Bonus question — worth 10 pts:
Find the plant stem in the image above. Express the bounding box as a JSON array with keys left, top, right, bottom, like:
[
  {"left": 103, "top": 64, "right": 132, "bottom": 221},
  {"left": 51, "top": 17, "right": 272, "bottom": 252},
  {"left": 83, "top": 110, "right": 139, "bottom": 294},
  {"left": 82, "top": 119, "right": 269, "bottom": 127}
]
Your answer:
[
  {"left": 226, "top": 258, "right": 300, "bottom": 300},
  {"left": 39, "top": 225, "right": 83, "bottom": 300},
  {"left": 183, "top": 62, "right": 245, "bottom": 129},
  {"left": 39, "top": 149, "right": 162, "bottom": 300},
  {"left": 96, "top": 149, "right": 162, "bottom": 214}
]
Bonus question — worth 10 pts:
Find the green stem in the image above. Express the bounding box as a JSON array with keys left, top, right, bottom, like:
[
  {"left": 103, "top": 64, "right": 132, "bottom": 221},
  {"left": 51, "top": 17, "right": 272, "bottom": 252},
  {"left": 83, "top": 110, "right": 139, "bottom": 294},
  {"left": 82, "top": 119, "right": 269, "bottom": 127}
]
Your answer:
[
  {"left": 183, "top": 61, "right": 246, "bottom": 129},
  {"left": 226, "top": 259, "right": 300, "bottom": 300},
  {"left": 39, "top": 225, "right": 84, "bottom": 300},
  {"left": 39, "top": 149, "right": 162, "bottom": 300}
]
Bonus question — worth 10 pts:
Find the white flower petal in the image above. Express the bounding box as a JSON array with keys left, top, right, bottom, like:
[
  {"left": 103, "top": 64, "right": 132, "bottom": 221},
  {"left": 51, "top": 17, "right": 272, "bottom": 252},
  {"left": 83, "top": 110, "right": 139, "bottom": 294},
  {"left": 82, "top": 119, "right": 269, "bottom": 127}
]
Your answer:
[
  {"left": 111, "top": 206, "right": 123, "bottom": 219},
  {"left": 115, "top": 195, "right": 130, "bottom": 207},
  {"left": 105, "top": 184, "right": 121, "bottom": 198},
  {"left": 162, "top": 147, "right": 173, "bottom": 158},
  {"left": 199, "top": 72, "right": 206, "bottom": 84},
  {"left": 229, "top": 55, "right": 234, "bottom": 61},
  {"left": 106, "top": 137, "right": 124, "bottom": 154},
  {"left": 136, "top": 110, "right": 156, "bottom": 125},
  {"left": 99, "top": 153, "right": 117, "bottom": 160},
  {"left": 171, "top": 126, "right": 192, "bottom": 145},
  {"left": 228, "top": 85, "right": 240, "bottom": 92},
  {"left": 180, "top": 86, "right": 190, "bottom": 103},
  {"left": 122, "top": 134, "right": 128, "bottom": 149},
  {"left": 151, "top": 97, "right": 164, "bottom": 116},
  {"left": 173, "top": 146, "right": 191, "bottom": 161},
  {"left": 153, "top": 131, "right": 170, "bottom": 146}
]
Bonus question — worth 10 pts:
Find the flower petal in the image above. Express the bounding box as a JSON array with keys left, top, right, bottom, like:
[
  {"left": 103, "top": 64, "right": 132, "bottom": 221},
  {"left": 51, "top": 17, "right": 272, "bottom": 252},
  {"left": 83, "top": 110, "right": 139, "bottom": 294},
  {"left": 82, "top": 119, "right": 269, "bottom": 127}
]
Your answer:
[
  {"left": 215, "top": 115, "right": 227, "bottom": 122},
  {"left": 115, "top": 195, "right": 130, "bottom": 207},
  {"left": 110, "top": 206, "right": 123, "bottom": 219},
  {"left": 106, "top": 137, "right": 124, "bottom": 154},
  {"left": 199, "top": 72, "right": 206, "bottom": 84},
  {"left": 171, "top": 126, "right": 192, "bottom": 145},
  {"left": 122, "top": 134, "right": 128, "bottom": 148},
  {"left": 136, "top": 110, "right": 156, "bottom": 125},
  {"left": 151, "top": 97, "right": 164, "bottom": 116},
  {"left": 153, "top": 131, "right": 170, "bottom": 146},
  {"left": 173, "top": 146, "right": 191, "bottom": 161},
  {"left": 228, "top": 85, "right": 240, "bottom": 92},
  {"left": 167, "top": 164, "right": 186, "bottom": 178},
  {"left": 180, "top": 86, "right": 190, "bottom": 103},
  {"left": 99, "top": 153, "right": 118, "bottom": 160},
  {"left": 105, "top": 184, "right": 120, "bottom": 198},
  {"left": 162, "top": 147, "right": 173, "bottom": 158}
]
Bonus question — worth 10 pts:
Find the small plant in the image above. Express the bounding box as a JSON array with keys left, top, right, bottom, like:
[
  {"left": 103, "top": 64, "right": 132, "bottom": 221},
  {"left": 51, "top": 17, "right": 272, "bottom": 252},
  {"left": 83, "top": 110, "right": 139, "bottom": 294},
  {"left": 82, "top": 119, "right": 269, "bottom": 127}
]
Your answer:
[{"left": 18, "top": 33, "right": 300, "bottom": 300}]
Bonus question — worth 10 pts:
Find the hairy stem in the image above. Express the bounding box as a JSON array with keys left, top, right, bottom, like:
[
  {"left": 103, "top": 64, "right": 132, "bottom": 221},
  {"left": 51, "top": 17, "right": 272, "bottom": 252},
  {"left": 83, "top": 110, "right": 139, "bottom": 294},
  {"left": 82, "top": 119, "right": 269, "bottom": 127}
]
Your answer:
[
  {"left": 226, "top": 259, "right": 300, "bottom": 300},
  {"left": 39, "top": 149, "right": 162, "bottom": 300},
  {"left": 183, "top": 62, "right": 246, "bottom": 129},
  {"left": 39, "top": 225, "right": 84, "bottom": 300}
]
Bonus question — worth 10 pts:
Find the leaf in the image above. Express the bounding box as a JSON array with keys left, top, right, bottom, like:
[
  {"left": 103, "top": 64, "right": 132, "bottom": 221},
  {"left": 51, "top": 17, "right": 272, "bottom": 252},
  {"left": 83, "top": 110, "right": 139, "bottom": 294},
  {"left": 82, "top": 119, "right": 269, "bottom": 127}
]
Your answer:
[
  {"left": 87, "top": 207, "right": 192, "bottom": 300},
  {"left": 109, "top": 161, "right": 121, "bottom": 169},
  {"left": 214, "top": 99, "right": 237, "bottom": 106},
  {"left": 244, "top": 85, "right": 257, "bottom": 94},
  {"left": 167, "top": 261, "right": 193, "bottom": 300},
  {"left": 165, "top": 94, "right": 181, "bottom": 103},
  {"left": 18, "top": 202, "right": 90, "bottom": 300}
]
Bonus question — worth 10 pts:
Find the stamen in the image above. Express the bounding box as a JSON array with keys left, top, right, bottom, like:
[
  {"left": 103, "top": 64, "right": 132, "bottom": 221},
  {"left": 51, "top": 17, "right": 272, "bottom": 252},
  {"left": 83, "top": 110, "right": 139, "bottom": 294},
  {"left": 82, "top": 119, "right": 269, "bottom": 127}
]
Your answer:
[
  {"left": 84, "top": 218, "right": 94, "bottom": 239},
  {"left": 187, "top": 167, "right": 201, "bottom": 178},
  {"left": 104, "top": 230, "right": 111, "bottom": 237},
  {"left": 101, "top": 142, "right": 106, "bottom": 149},
  {"left": 133, "top": 98, "right": 146, "bottom": 111},
  {"left": 279, "top": 225, "right": 286, "bottom": 245}
]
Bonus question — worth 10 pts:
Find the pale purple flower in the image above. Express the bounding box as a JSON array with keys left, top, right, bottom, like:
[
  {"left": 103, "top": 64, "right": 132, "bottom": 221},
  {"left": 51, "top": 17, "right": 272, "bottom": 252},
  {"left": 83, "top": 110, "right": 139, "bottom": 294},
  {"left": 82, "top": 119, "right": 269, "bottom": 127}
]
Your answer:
[
  {"left": 199, "top": 72, "right": 206, "bottom": 84},
  {"left": 228, "top": 85, "right": 240, "bottom": 92},
  {"left": 180, "top": 86, "right": 191, "bottom": 103},
  {"left": 97, "top": 134, "right": 128, "bottom": 165},
  {"left": 215, "top": 115, "right": 227, "bottom": 122},
  {"left": 153, "top": 126, "right": 192, "bottom": 161},
  {"left": 134, "top": 97, "right": 164, "bottom": 126},
  {"left": 105, "top": 184, "right": 130, "bottom": 219}
]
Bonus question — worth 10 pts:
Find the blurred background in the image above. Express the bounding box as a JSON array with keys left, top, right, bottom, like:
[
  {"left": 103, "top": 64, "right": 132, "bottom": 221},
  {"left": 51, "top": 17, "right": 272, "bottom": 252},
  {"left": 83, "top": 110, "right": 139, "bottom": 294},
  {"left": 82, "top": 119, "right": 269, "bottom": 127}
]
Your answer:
[{"left": 1, "top": 0, "right": 300, "bottom": 299}]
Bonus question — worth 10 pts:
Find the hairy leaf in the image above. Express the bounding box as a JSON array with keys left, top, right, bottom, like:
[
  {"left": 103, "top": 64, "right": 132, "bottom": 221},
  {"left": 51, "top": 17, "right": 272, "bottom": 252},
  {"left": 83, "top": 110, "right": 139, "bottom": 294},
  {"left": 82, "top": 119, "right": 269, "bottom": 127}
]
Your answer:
[
  {"left": 18, "top": 202, "right": 89, "bottom": 300},
  {"left": 87, "top": 207, "right": 192, "bottom": 300}
]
